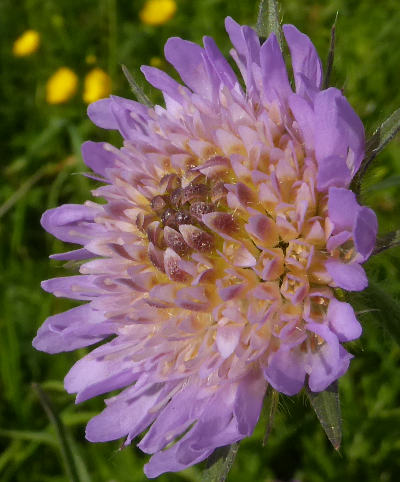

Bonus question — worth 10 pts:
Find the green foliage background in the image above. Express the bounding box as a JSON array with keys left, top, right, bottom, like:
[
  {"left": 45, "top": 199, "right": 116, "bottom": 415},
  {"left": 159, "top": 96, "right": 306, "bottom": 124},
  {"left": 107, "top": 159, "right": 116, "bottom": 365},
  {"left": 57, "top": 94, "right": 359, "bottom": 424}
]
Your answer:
[{"left": 1, "top": 0, "right": 400, "bottom": 481}]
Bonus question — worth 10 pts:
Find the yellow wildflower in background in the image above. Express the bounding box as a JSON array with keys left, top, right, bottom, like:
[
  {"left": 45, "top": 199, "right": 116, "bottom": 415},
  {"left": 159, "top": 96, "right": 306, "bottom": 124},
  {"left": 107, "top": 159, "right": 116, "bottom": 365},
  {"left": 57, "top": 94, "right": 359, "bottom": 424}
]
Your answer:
[
  {"left": 85, "top": 54, "right": 97, "bottom": 65},
  {"left": 83, "top": 68, "right": 112, "bottom": 104},
  {"left": 12, "top": 30, "right": 40, "bottom": 57},
  {"left": 46, "top": 67, "right": 78, "bottom": 104},
  {"left": 150, "top": 56, "right": 163, "bottom": 68},
  {"left": 139, "top": 0, "right": 177, "bottom": 26}
]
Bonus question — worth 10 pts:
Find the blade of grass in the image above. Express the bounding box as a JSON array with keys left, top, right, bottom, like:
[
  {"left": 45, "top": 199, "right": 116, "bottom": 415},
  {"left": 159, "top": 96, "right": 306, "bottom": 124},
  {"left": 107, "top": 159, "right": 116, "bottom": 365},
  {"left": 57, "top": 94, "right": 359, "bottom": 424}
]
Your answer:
[
  {"left": 107, "top": 0, "right": 117, "bottom": 83},
  {"left": 4, "top": 441, "right": 41, "bottom": 482},
  {"left": 0, "top": 440, "right": 23, "bottom": 474},
  {"left": 32, "top": 383, "right": 81, "bottom": 482},
  {"left": 0, "top": 428, "right": 56, "bottom": 445},
  {"left": 0, "top": 164, "right": 49, "bottom": 218},
  {"left": 0, "top": 156, "right": 74, "bottom": 219}
]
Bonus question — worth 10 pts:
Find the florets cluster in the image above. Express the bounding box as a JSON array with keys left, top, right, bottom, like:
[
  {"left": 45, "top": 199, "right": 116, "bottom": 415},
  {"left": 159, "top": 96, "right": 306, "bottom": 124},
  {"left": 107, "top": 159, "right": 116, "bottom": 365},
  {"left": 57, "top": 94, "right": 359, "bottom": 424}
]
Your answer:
[{"left": 34, "top": 18, "right": 377, "bottom": 478}]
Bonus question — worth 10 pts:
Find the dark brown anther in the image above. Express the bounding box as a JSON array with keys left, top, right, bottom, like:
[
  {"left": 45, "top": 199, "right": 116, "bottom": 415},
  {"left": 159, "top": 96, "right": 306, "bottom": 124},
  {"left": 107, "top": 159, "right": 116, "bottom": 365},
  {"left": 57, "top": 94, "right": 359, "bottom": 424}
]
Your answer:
[
  {"left": 215, "top": 213, "right": 238, "bottom": 234},
  {"left": 210, "top": 181, "right": 227, "bottom": 203},
  {"left": 161, "top": 208, "right": 178, "bottom": 229},
  {"left": 197, "top": 156, "right": 230, "bottom": 178},
  {"left": 205, "top": 212, "right": 239, "bottom": 236},
  {"left": 148, "top": 242, "right": 165, "bottom": 273},
  {"left": 163, "top": 226, "right": 190, "bottom": 256},
  {"left": 190, "top": 202, "right": 214, "bottom": 221},
  {"left": 151, "top": 195, "right": 167, "bottom": 213},
  {"left": 195, "top": 268, "right": 216, "bottom": 284},
  {"left": 136, "top": 212, "right": 145, "bottom": 232},
  {"left": 181, "top": 183, "right": 209, "bottom": 205},
  {"left": 160, "top": 173, "right": 181, "bottom": 192},
  {"left": 170, "top": 187, "right": 182, "bottom": 207},
  {"left": 189, "top": 174, "right": 206, "bottom": 185},
  {"left": 164, "top": 248, "right": 191, "bottom": 282},
  {"left": 179, "top": 225, "right": 215, "bottom": 253},
  {"left": 175, "top": 210, "right": 193, "bottom": 226},
  {"left": 136, "top": 212, "right": 157, "bottom": 232},
  {"left": 146, "top": 221, "right": 165, "bottom": 248},
  {"left": 236, "top": 182, "right": 256, "bottom": 206},
  {"left": 108, "top": 243, "right": 133, "bottom": 260}
]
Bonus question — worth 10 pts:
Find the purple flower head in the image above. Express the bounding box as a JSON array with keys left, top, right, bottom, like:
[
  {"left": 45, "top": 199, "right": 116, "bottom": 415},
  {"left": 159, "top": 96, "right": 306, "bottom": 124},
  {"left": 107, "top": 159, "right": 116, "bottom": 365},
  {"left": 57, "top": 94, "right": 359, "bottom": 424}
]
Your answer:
[{"left": 34, "top": 18, "right": 377, "bottom": 478}]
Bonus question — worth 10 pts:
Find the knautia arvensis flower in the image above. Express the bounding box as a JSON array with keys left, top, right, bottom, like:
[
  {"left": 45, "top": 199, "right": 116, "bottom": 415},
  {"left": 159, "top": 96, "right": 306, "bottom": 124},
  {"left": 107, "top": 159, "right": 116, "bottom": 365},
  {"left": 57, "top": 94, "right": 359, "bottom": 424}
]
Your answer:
[{"left": 34, "top": 17, "right": 377, "bottom": 478}]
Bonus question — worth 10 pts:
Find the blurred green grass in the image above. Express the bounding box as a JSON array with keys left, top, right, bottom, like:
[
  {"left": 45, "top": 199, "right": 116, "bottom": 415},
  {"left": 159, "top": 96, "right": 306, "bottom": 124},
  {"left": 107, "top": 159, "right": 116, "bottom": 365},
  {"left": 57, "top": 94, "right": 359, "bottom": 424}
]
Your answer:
[{"left": 1, "top": 0, "right": 400, "bottom": 481}]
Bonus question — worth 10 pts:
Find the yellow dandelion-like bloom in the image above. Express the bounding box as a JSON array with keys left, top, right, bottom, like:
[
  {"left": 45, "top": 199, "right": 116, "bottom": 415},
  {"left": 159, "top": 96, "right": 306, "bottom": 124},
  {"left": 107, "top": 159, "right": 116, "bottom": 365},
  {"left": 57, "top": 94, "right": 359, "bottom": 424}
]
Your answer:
[
  {"left": 46, "top": 67, "right": 78, "bottom": 105},
  {"left": 12, "top": 30, "right": 40, "bottom": 57},
  {"left": 83, "top": 68, "right": 112, "bottom": 104},
  {"left": 139, "top": 0, "right": 177, "bottom": 26}
]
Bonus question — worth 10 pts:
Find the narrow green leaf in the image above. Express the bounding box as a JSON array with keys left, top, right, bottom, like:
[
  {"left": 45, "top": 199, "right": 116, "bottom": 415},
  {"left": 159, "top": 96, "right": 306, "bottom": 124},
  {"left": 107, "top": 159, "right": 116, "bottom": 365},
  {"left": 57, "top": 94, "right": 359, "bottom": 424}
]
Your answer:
[
  {"left": 0, "top": 440, "right": 22, "bottom": 473},
  {"left": 256, "top": 0, "right": 269, "bottom": 39},
  {"left": 5, "top": 119, "right": 67, "bottom": 177},
  {"left": 373, "top": 106, "right": 400, "bottom": 155},
  {"left": 0, "top": 428, "right": 56, "bottom": 446},
  {"left": 61, "top": 411, "right": 99, "bottom": 426},
  {"left": 121, "top": 64, "right": 153, "bottom": 107},
  {"left": 256, "top": 0, "right": 283, "bottom": 47},
  {"left": 262, "top": 385, "right": 279, "bottom": 445},
  {"left": 27, "top": 118, "right": 67, "bottom": 159},
  {"left": 41, "top": 380, "right": 69, "bottom": 392},
  {"left": 307, "top": 381, "right": 342, "bottom": 450},
  {"left": 5, "top": 441, "right": 41, "bottom": 481},
  {"left": 322, "top": 12, "right": 338, "bottom": 89},
  {"left": 352, "top": 280, "right": 400, "bottom": 345},
  {"left": 0, "top": 164, "right": 50, "bottom": 218},
  {"left": 364, "top": 128, "right": 381, "bottom": 160},
  {"left": 201, "top": 443, "right": 239, "bottom": 482},
  {"left": 65, "top": 432, "right": 93, "bottom": 482},
  {"left": 353, "top": 106, "right": 400, "bottom": 193},
  {"left": 373, "top": 230, "right": 400, "bottom": 255}
]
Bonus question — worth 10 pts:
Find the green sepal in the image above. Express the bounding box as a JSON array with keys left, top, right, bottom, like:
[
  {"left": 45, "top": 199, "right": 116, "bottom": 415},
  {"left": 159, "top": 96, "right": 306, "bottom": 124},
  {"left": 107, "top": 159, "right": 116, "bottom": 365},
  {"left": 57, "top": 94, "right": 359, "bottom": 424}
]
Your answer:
[
  {"left": 352, "top": 106, "right": 400, "bottom": 194},
  {"left": 373, "top": 230, "right": 400, "bottom": 255},
  {"left": 352, "top": 280, "right": 400, "bottom": 346},
  {"left": 322, "top": 12, "right": 338, "bottom": 90},
  {"left": 262, "top": 385, "right": 279, "bottom": 445},
  {"left": 121, "top": 64, "right": 153, "bottom": 107},
  {"left": 256, "top": 0, "right": 283, "bottom": 48},
  {"left": 201, "top": 443, "right": 239, "bottom": 482},
  {"left": 306, "top": 381, "right": 342, "bottom": 451}
]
